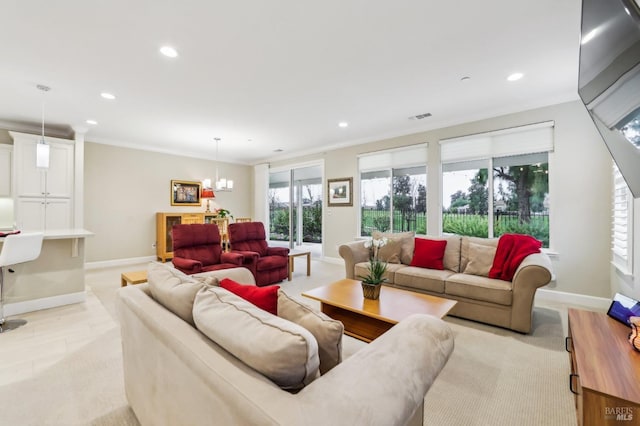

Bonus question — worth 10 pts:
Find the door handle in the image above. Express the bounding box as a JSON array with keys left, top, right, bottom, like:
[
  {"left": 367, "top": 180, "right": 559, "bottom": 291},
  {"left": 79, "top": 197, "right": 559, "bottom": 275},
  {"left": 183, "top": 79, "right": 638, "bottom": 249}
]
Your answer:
[{"left": 569, "top": 374, "right": 579, "bottom": 394}]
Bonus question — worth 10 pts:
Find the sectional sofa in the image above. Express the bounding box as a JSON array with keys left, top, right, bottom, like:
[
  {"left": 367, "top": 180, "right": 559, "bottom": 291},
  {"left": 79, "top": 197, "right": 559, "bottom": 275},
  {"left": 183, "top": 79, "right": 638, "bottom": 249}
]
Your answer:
[
  {"left": 339, "top": 233, "right": 553, "bottom": 333},
  {"left": 116, "top": 262, "right": 455, "bottom": 425}
]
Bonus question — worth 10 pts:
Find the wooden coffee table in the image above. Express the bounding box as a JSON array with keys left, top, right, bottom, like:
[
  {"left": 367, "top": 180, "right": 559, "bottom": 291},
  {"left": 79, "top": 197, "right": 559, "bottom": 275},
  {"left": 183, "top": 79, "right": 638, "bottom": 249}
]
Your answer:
[{"left": 302, "top": 278, "right": 457, "bottom": 342}]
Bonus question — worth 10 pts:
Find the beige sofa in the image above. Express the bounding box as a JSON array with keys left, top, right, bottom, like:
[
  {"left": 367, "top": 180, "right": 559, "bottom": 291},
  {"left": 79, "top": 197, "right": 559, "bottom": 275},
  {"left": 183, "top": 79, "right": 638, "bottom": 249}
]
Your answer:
[
  {"left": 116, "top": 265, "right": 455, "bottom": 426},
  {"left": 339, "top": 234, "right": 553, "bottom": 333}
]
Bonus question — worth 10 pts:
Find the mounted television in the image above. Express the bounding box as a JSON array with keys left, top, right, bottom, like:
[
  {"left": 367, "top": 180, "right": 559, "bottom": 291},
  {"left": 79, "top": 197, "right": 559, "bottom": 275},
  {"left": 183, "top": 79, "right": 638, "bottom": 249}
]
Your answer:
[{"left": 579, "top": 0, "right": 640, "bottom": 197}]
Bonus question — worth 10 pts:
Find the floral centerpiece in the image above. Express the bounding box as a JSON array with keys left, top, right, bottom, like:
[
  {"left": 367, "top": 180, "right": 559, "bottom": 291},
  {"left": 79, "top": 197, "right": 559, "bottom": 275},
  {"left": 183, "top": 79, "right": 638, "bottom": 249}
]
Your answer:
[{"left": 357, "top": 236, "right": 388, "bottom": 299}]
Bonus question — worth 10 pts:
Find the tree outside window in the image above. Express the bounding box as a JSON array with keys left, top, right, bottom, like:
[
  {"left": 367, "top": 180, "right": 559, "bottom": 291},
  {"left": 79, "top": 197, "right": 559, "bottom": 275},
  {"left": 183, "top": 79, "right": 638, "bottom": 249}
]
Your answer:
[
  {"left": 361, "top": 167, "right": 426, "bottom": 236},
  {"left": 442, "top": 153, "right": 549, "bottom": 247}
]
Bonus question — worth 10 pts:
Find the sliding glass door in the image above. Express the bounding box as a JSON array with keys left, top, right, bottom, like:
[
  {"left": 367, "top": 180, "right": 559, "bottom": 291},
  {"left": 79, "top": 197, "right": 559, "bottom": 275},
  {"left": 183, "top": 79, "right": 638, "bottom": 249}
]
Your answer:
[{"left": 269, "top": 164, "right": 322, "bottom": 250}]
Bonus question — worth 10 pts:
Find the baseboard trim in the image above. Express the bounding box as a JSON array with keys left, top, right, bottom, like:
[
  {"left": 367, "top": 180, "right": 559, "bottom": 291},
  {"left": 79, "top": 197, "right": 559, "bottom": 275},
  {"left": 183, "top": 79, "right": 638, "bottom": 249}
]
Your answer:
[
  {"left": 85, "top": 255, "right": 156, "bottom": 270},
  {"left": 535, "top": 288, "right": 610, "bottom": 310},
  {"left": 4, "top": 291, "right": 86, "bottom": 316}
]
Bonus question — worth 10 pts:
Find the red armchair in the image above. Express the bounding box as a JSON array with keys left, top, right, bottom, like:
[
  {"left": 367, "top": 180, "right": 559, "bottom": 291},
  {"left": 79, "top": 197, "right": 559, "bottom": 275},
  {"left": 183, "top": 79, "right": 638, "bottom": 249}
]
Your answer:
[
  {"left": 228, "top": 222, "right": 289, "bottom": 286},
  {"left": 171, "top": 224, "right": 250, "bottom": 275}
]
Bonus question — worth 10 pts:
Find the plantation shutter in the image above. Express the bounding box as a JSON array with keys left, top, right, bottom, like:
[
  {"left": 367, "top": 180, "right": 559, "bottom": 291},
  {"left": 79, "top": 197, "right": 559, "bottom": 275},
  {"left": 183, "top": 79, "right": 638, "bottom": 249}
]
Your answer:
[
  {"left": 612, "top": 163, "right": 634, "bottom": 274},
  {"left": 440, "top": 121, "right": 554, "bottom": 163}
]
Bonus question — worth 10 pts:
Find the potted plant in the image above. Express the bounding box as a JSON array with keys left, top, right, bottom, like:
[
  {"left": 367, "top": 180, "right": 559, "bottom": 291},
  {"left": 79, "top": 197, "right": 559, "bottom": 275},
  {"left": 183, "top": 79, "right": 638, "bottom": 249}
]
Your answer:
[
  {"left": 214, "top": 208, "right": 233, "bottom": 219},
  {"left": 357, "top": 237, "right": 388, "bottom": 300}
]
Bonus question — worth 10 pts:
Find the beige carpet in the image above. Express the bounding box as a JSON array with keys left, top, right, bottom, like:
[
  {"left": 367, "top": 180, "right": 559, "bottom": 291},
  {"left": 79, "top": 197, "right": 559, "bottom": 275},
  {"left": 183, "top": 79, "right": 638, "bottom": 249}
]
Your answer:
[
  {"left": 0, "top": 262, "right": 576, "bottom": 425},
  {"left": 0, "top": 327, "right": 138, "bottom": 426}
]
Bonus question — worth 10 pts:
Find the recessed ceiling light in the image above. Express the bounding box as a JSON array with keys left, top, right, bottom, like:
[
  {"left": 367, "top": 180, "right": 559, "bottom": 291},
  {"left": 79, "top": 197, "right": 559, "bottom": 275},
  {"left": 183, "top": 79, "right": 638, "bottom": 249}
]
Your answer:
[
  {"left": 338, "top": 122, "right": 349, "bottom": 128},
  {"left": 507, "top": 73, "right": 524, "bottom": 82},
  {"left": 86, "top": 119, "right": 98, "bottom": 125},
  {"left": 160, "top": 46, "right": 178, "bottom": 58},
  {"left": 460, "top": 76, "right": 471, "bottom": 82},
  {"left": 101, "top": 92, "right": 116, "bottom": 100},
  {"left": 274, "top": 148, "right": 284, "bottom": 152}
]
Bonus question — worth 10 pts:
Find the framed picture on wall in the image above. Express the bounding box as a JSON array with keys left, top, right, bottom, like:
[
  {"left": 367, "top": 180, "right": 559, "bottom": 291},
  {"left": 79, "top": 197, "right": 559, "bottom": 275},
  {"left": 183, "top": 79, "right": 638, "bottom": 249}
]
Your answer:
[
  {"left": 327, "top": 177, "right": 353, "bottom": 207},
  {"left": 171, "top": 180, "right": 202, "bottom": 206}
]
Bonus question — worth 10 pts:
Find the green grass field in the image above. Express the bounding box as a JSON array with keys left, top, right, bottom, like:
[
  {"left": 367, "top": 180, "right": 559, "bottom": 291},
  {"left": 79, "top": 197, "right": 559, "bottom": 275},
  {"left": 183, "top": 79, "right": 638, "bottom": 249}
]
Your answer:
[{"left": 361, "top": 209, "right": 549, "bottom": 247}]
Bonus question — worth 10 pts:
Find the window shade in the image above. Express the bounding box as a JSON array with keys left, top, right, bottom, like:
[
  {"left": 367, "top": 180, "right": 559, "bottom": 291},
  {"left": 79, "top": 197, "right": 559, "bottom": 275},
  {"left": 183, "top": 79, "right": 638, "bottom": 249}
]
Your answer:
[
  {"left": 358, "top": 144, "right": 427, "bottom": 171},
  {"left": 440, "top": 121, "right": 554, "bottom": 163}
]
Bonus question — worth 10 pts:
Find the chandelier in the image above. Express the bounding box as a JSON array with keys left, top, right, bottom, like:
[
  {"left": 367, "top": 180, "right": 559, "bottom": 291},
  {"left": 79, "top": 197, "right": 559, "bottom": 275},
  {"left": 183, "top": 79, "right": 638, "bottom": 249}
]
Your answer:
[{"left": 214, "top": 138, "right": 233, "bottom": 191}]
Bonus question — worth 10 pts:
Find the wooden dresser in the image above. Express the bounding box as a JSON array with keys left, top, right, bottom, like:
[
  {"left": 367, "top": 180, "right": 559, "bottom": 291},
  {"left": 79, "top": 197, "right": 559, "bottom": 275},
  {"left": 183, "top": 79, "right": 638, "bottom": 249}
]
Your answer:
[{"left": 567, "top": 308, "right": 640, "bottom": 425}]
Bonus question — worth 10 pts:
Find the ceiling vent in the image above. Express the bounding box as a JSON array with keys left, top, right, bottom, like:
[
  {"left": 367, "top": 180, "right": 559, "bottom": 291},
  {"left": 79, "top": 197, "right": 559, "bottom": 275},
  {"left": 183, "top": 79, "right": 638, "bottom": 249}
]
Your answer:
[{"left": 408, "top": 112, "right": 432, "bottom": 120}]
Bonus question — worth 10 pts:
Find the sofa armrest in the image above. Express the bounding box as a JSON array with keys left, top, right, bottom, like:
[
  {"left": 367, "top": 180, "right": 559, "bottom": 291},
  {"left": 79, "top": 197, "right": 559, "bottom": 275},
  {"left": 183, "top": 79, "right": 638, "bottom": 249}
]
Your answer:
[
  {"left": 510, "top": 252, "right": 553, "bottom": 333},
  {"left": 338, "top": 240, "right": 369, "bottom": 279},
  {"left": 172, "top": 257, "right": 202, "bottom": 275},
  {"left": 512, "top": 252, "right": 553, "bottom": 287},
  {"left": 220, "top": 251, "right": 244, "bottom": 265},
  {"left": 297, "top": 314, "right": 454, "bottom": 425},
  {"left": 230, "top": 250, "right": 259, "bottom": 275},
  {"left": 267, "top": 246, "right": 289, "bottom": 257}
]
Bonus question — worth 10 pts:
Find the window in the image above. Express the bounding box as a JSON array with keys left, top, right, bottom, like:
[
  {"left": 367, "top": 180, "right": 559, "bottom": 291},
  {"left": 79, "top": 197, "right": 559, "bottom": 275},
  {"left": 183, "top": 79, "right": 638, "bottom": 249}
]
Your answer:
[
  {"left": 359, "top": 145, "right": 427, "bottom": 236},
  {"left": 268, "top": 165, "right": 323, "bottom": 246},
  {"left": 440, "top": 122, "right": 553, "bottom": 247},
  {"left": 612, "top": 163, "right": 634, "bottom": 274}
]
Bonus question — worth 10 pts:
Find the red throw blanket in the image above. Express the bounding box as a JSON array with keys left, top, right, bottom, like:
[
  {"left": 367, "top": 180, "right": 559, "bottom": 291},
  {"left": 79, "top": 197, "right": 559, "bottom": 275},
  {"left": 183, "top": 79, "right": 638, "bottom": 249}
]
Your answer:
[{"left": 488, "top": 234, "right": 541, "bottom": 281}]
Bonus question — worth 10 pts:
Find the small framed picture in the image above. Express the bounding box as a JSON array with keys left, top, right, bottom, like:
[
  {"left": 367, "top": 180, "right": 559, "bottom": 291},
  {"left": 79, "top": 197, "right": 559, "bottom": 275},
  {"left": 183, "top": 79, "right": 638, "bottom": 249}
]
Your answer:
[
  {"left": 327, "top": 177, "right": 353, "bottom": 207},
  {"left": 171, "top": 180, "right": 202, "bottom": 206}
]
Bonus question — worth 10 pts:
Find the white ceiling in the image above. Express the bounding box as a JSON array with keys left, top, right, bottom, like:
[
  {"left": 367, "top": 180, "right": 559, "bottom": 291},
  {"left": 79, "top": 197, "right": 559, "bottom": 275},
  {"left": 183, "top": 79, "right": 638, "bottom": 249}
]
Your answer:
[{"left": 0, "top": 0, "right": 581, "bottom": 165}]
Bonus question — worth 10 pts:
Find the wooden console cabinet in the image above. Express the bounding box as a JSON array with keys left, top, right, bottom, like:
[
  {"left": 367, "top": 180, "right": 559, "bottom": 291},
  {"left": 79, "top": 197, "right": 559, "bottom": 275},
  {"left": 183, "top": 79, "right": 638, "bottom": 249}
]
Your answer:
[
  {"left": 156, "top": 212, "right": 218, "bottom": 261},
  {"left": 567, "top": 308, "right": 640, "bottom": 425}
]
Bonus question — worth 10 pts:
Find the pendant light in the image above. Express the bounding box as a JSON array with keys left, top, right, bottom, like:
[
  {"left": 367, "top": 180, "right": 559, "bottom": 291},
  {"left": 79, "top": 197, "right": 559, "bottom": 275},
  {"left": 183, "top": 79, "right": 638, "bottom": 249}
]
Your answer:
[
  {"left": 214, "top": 138, "right": 233, "bottom": 191},
  {"left": 36, "top": 84, "right": 50, "bottom": 169}
]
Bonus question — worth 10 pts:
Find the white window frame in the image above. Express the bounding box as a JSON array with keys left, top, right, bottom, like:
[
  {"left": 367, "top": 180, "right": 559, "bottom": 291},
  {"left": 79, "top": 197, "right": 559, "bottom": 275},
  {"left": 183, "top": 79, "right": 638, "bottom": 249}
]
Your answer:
[
  {"left": 357, "top": 144, "right": 428, "bottom": 237},
  {"left": 439, "top": 122, "right": 553, "bottom": 245}
]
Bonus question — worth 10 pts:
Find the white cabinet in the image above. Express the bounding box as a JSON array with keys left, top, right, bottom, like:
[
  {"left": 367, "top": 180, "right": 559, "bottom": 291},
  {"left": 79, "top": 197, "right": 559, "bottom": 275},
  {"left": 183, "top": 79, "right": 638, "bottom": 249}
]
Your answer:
[
  {"left": 0, "top": 144, "right": 12, "bottom": 197},
  {"left": 14, "top": 137, "right": 73, "bottom": 198},
  {"left": 17, "top": 198, "right": 71, "bottom": 231},
  {"left": 9, "top": 132, "right": 75, "bottom": 232}
]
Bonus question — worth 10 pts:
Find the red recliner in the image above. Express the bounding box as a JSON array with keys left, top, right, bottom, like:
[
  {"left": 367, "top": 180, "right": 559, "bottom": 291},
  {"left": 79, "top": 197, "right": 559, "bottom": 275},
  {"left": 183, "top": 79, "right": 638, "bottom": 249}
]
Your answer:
[
  {"left": 228, "top": 222, "right": 289, "bottom": 286},
  {"left": 171, "top": 224, "right": 250, "bottom": 275}
]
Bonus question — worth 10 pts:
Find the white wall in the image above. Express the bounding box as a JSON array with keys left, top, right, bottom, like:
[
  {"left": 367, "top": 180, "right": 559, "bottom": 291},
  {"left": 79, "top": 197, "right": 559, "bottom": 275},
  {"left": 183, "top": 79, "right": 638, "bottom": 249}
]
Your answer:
[
  {"left": 271, "top": 100, "right": 614, "bottom": 299},
  {"left": 84, "top": 142, "right": 253, "bottom": 263}
]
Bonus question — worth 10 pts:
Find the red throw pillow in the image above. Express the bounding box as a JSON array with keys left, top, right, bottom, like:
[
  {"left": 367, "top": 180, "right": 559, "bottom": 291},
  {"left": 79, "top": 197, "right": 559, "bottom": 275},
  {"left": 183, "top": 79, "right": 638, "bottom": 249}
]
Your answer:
[
  {"left": 219, "top": 278, "right": 279, "bottom": 315},
  {"left": 409, "top": 238, "right": 447, "bottom": 270}
]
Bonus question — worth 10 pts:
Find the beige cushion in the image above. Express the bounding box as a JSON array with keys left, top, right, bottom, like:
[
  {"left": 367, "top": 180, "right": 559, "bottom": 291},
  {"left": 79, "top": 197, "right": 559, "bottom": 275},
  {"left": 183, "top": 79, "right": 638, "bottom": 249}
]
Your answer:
[
  {"left": 373, "top": 231, "right": 415, "bottom": 265},
  {"left": 277, "top": 290, "right": 344, "bottom": 375},
  {"left": 394, "top": 266, "right": 454, "bottom": 293},
  {"left": 193, "top": 286, "right": 320, "bottom": 391},
  {"left": 460, "top": 236, "right": 498, "bottom": 272},
  {"left": 463, "top": 242, "right": 497, "bottom": 277},
  {"left": 193, "top": 276, "right": 219, "bottom": 286},
  {"left": 147, "top": 262, "right": 205, "bottom": 326},
  {"left": 376, "top": 239, "right": 401, "bottom": 264},
  {"left": 445, "top": 273, "right": 512, "bottom": 305}
]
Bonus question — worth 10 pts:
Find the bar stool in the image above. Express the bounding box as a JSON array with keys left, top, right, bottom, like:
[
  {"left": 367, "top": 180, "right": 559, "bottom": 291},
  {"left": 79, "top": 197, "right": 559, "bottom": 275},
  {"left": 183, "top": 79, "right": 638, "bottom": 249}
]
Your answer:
[{"left": 0, "top": 232, "right": 44, "bottom": 333}]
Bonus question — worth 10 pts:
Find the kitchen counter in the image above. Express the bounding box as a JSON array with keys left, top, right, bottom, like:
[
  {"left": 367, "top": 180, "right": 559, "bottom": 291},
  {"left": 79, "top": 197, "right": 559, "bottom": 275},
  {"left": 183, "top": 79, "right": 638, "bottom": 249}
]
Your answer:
[{"left": 0, "top": 229, "right": 93, "bottom": 316}]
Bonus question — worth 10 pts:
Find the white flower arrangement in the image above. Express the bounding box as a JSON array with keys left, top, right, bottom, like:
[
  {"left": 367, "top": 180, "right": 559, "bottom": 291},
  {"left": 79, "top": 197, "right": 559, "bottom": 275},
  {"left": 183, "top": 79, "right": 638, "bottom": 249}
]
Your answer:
[{"left": 359, "top": 237, "right": 389, "bottom": 285}]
